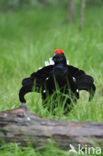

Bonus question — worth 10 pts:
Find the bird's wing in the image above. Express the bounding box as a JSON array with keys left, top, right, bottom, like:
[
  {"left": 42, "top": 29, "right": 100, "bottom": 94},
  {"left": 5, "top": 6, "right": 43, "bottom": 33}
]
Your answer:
[
  {"left": 68, "top": 65, "right": 85, "bottom": 78},
  {"left": 19, "top": 65, "right": 53, "bottom": 103},
  {"left": 76, "top": 74, "right": 96, "bottom": 101},
  {"left": 22, "top": 65, "right": 53, "bottom": 91},
  {"left": 68, "top": 65, "right": 96, "bottom": 100}
]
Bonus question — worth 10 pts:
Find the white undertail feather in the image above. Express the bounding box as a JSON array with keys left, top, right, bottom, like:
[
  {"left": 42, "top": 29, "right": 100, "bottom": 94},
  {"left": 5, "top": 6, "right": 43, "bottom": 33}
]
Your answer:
[
  {"left": 49, "top": 57, "right": 54, "bottom": 65},
  {"left": 67, "top": 60, "right": 69, "bottom": 65},
  {"left": 44, "top": 58, "right": 69, "bottom": 67},
  {"left": 45, "top": 61, "right": 50, "bottom": 66},
  {"left": 45, "top": 57, "right": 54, "bottom": 66}
]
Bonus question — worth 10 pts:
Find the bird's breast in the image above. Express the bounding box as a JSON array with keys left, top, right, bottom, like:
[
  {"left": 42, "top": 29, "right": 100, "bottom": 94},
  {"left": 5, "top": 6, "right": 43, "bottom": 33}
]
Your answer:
[{"left": 52, "top": 65, "right": 68, "bottom": 81}]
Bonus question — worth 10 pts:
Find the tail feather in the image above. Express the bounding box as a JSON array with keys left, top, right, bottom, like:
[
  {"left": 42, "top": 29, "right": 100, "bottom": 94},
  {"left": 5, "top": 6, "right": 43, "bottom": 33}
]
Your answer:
[
  {"left": 20, "top": 77, "right": 41, "bottom": 103},
  {"left": 22, "top": 78, "right": 33, "bottom": 86},
  {"left": 19, "top": 85, "right": 33, "bottom": 103},
  {"left": 77, "top": 75, "right": 96, "bottom": 101}
]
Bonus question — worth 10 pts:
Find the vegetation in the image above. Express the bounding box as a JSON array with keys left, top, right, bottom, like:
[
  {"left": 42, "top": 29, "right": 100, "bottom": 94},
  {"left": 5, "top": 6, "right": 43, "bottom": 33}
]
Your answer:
[{"left": 0, "top": 4, "right": 103, "bottom": 156}]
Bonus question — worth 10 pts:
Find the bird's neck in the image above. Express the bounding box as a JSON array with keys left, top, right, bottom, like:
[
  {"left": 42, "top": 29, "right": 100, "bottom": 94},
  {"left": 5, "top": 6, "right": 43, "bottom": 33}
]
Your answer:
[{"left": 55, "top": 62, "right": 67, "bottom": 66}]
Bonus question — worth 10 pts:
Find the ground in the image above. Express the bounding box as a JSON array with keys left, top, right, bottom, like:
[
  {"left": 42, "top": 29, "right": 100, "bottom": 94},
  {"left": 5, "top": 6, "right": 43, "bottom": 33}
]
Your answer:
[{"left": 0, "top": 5, "right": 103, "bottom": 156}]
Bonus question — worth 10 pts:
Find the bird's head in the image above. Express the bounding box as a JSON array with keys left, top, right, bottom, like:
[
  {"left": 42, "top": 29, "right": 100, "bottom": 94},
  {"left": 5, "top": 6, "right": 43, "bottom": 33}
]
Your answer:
[{"left": 53, "top": 49, "right": 67, "bottom": 65}]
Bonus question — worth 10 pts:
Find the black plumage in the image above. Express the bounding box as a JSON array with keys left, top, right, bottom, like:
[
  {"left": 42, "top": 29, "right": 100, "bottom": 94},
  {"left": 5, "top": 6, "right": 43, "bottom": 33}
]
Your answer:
[{"left": 19, "top": 50, "right": 96, "bottom": 111}]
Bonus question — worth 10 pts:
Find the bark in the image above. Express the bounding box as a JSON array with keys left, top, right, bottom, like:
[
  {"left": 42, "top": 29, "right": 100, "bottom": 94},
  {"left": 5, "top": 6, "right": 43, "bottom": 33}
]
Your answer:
[
  {"left": 67, "top": 0, "right": 75, "bottom": 21},
  {"left": 0, "top": 106, "right": 103, "bottom": 150},
  {"left": 80, "top": 0, "right": 86, "bottom": 31}
]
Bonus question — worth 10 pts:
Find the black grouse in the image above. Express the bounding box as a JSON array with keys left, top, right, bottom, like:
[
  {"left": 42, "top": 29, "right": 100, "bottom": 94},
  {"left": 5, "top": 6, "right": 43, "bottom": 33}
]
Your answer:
[{"left": 19, "top": 49, "right": 96, "bottom": 110}]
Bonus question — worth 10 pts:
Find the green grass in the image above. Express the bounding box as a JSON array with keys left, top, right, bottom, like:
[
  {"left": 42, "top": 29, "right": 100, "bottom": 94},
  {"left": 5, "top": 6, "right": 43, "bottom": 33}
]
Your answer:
[{"left": 0, "top": 5, "right": 103, "bottom": 156}]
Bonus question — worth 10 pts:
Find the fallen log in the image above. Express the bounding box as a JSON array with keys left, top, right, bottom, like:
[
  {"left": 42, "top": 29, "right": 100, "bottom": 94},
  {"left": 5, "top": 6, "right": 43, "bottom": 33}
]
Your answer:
[{"left": 0, "top": 106, "right": 103, "bottom": 151}]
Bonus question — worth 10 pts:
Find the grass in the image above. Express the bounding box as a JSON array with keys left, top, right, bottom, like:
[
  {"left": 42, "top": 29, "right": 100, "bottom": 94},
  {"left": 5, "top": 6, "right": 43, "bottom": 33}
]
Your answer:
[{"left": 0, "top": 5, "right": 103, "bottom": 155}]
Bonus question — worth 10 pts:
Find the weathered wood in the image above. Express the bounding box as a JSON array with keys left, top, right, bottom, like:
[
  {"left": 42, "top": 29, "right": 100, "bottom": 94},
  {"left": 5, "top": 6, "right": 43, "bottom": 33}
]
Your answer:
[{"left": 0, "top": 106, "right": 103, "bottom": 150}]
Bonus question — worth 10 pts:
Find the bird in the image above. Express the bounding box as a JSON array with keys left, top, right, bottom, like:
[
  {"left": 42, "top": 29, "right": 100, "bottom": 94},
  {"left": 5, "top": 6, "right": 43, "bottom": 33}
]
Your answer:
[{"left": 19, "top": 49, "right": 96, "bottom": 111}]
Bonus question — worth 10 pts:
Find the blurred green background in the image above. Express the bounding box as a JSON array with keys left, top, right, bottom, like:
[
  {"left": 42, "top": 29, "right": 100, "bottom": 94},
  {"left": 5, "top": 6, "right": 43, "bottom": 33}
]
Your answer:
[{"left": 0, "top": 0, "right": 103, "bottom": 155}]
